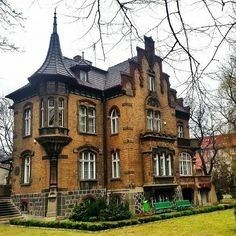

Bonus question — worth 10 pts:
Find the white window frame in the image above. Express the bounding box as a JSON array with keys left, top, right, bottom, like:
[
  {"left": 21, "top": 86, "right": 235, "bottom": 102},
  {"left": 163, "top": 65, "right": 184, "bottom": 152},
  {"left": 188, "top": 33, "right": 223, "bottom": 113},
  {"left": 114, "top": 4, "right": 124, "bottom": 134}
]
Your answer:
[
  {"left": 147, "top": 110, "right": 161, "bottom": 132},
  {"left": 112, "top": 152, "right": 120, "bottom": 178},
  {"left": 48, "top": 98, "right": 55, "bottom": 127},
  {"left": 23, "top": 155, "right": 31, "bottom": 184},
  {"left": 154, "top": 153, "right": 173, "bottom": 177},
  {"left": 147, "top": 110, "right": 153, "bottom": 130},
  {"left": 58, "top": 98, "right": 64, "bottom": 127},
  {"left": 153, "top": 154, "right": 159, "bottom": 176},
  {"left": 177, "top": 125, "right": 184, "bottom": 138},
  {"left": 154, "top": 111, "right": 161, "bottom": 132},
  {"left": 148, "top": 75, "right": 155, "bottom": 92},
  {"left": 24, "top": 108, "right": 31, "bottom": 136},
  {"left": 179, "top": 152, "right": 192, "bottom": 176},
  {"left": 80, "top": 151, "right": 96, "bottom": 180},
  {"left": 111, "top": 109, "right": 119, "bottom": 134},
  {"left": 79, "top": 106, "right": 96, "bottom": 134},
  {"left": 88, "top": 107, "right": 96, "bottom": 133},
  {"left": 40, "top": 100, "right": 44, "bottom": 128}
]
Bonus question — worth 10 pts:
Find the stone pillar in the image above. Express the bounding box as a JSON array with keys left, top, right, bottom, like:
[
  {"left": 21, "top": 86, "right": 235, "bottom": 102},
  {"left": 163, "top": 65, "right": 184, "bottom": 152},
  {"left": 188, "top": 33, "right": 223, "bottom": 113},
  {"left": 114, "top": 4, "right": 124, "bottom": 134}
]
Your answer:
[{"left": 47, "top": 157, "right": 58, "bottom": 217}]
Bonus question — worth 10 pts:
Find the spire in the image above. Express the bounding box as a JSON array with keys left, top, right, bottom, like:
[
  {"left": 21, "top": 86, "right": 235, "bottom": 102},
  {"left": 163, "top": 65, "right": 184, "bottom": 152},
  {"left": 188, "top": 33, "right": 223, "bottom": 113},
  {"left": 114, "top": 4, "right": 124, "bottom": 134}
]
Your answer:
[
  {"left": 53, "top": 8, "right": 57, "bottom": 33},
  {"left": 28, "top": 11, "right": 77, "bottom": 84}
]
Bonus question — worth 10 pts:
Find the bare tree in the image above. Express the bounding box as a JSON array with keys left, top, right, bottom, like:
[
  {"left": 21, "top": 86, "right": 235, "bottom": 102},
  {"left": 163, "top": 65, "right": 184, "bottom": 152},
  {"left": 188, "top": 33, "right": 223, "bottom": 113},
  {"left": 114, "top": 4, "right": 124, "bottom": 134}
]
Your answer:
[
  {"left": 47, "top": 0, "right": 236, "bottom": 96},
  {"left": 0, "top": 0, "right": 24, "bottom": 51},
  {"left": 0, "top": 97, "right": 13, "bottom": 159},
  {"left": 190, "top": 99, "right": 219, "bottom": 175},
  {"left": 217, "top": 52, "right": 236, "bottom": 132}
]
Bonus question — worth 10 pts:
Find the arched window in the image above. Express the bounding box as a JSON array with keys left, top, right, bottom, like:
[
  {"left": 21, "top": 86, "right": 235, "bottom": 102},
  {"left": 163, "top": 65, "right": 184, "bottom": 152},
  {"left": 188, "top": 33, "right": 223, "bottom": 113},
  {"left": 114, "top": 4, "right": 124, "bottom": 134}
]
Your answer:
[
  {"left": 80, "top": 151, "right": 96, "bottom": 180},
  {"left": 58, "top": 98, "right": 64, "bottom": 127},
  {"left": 21, "top": 153, "right": 31, "bottom": 185},
  {"left": 47, "top": 98, "right": 55, "bottom": 127},
  {"left": 110, "top": 109, "right": 119, "bottom": 134},
  {"left": 112, "top": 152, "right": 120, "bottom": 178},
  {"left": 179, "top": 152, "right": 192, "bottom": 176}
]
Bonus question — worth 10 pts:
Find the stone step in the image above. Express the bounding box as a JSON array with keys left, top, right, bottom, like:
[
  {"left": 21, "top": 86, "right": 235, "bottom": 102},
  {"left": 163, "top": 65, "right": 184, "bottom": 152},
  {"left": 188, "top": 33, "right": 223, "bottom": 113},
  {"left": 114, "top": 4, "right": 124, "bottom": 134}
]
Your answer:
[{"left": 0, "top": 215, "right": 24, "bottom": 223}]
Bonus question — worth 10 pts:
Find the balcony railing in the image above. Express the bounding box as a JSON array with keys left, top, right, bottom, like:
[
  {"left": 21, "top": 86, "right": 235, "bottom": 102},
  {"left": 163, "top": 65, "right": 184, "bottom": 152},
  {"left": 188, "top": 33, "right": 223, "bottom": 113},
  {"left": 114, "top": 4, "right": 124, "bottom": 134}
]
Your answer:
[
  {"left": 177, "top": 138, "right": 191, "bottom": 147},
  {"left": 39, "top": 127, "right": 69, "bottom": 136}
]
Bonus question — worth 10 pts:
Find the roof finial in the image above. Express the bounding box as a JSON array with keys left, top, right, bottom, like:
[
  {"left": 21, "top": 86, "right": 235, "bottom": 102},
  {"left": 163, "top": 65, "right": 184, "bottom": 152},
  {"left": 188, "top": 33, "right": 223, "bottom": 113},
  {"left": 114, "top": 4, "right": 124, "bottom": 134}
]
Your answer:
[{"left": 53, "top": 8, "right": 57, "bottom": 33}]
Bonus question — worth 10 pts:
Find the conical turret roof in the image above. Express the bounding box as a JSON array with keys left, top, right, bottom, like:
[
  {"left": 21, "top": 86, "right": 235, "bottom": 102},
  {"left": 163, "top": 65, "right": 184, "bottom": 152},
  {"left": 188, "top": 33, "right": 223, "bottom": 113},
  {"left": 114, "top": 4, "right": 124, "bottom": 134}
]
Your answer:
[{"left": 29, "top": 10, "right": 76, "bottom": 83}]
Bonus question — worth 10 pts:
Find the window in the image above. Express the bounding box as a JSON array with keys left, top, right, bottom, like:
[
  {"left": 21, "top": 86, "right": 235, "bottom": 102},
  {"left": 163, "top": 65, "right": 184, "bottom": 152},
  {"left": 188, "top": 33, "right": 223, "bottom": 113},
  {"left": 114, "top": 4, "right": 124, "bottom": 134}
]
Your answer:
[
  {"left": 80, "top": 151, "right": 96, "bottom": 180},
  {"left": 79, "top": 106, "right": 96, "bottom": 133},
  {"left": 177, "top": 125, "right": 184, "bottom": 138},
  {"left": 153, "top": 153, "right": 172, "bottom": 176},
  {"left": 147, "top": 110, "right": 161, "bottom": 132},
  {"left": 148, "top": 75, "right": 155, "bottom": 92},
  {"left": 48, "top": 98, "right": 55, "bottom": 127},
  {"left": 110, "top": 109, "right": 119, "bottom": 134},
  {"left": 112, "top": 152, "right": 120, "bottom": 178},
  {"left": 58, "top": 98, "right": 64, "bottom": 127},
  {"left": 179, "top": 152, "right": 192, "bottom": 176},
  {"left": 80, "top": 71, "right": 88, "bottom": 82},
  {"left": 24, "top": 108, "right": 31, "bottom": 136},
  {"left": 40, "top": 100, "right": 44, "bottom": 128},
  {"left": 22, "top": 155, "right": 31, "bottom": 184}
]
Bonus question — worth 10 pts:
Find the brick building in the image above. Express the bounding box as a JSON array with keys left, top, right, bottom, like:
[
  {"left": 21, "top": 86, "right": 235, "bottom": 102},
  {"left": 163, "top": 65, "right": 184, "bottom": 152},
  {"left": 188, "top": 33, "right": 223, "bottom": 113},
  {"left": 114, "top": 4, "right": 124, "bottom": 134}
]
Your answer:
[{"left": 6, "top": 12, "right": 217, "bottom": 217}]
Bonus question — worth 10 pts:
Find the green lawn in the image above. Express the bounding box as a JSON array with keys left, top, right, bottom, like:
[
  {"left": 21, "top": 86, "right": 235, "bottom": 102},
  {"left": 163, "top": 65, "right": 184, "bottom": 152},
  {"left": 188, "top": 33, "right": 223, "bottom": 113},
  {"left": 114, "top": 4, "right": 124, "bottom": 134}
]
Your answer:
[{"left": 0, "top": 209, "right": 235, "bottom": 236}]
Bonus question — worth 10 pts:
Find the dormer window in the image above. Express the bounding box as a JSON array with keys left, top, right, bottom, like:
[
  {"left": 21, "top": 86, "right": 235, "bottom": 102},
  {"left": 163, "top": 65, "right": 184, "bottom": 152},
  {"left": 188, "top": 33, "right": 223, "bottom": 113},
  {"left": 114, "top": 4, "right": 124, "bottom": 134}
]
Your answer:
[
  {"left": 80, "top": 70, "right": 88, "bottom": 82},
  {"left": 148, "top": 75, "right": 155, "bottom": 92}
]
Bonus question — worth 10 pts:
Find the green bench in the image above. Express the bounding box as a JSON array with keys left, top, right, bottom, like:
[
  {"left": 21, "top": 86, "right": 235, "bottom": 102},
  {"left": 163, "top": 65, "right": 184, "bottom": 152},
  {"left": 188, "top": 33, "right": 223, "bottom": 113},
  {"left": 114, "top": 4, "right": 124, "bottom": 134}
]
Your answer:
[
  {"left": 154, "top": 201, "right": 173, "bottom": 213},
  {"left": 175, "top": 200, "right": 191, "bottom": 210}
]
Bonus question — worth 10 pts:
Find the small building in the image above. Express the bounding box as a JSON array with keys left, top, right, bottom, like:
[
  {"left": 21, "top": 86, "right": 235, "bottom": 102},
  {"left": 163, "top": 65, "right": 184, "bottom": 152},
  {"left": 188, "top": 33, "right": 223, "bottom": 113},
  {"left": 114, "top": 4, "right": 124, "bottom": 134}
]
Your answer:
[{"left": 6, "top": 12, "right": 217, "bottom": 217}]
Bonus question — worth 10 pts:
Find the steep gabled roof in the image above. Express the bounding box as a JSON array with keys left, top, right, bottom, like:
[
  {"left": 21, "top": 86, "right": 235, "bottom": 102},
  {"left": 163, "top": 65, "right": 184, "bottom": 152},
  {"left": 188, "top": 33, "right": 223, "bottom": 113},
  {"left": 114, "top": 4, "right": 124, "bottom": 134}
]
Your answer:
[{"left": 28, "top": 11, "right": 77, "bottom": 83}]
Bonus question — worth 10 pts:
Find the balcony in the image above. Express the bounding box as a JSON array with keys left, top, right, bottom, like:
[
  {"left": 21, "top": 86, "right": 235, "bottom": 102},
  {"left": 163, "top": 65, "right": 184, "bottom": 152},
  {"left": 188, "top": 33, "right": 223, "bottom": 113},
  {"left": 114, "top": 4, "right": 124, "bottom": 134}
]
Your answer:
[
  {"left": 177, "top": 138, "right": 191, "bottom": 147},
  {"left": 39, "top": 127, "right": 69, "bottom": 136},
  {"left": 36, "top": 127, "right": 72, "bottom": 156},
  {"left": 140, "top": 131, "right": 176, "bottom": 143},
  {"left": 177, "top": 138, "right": 199, "bottom": 150}
]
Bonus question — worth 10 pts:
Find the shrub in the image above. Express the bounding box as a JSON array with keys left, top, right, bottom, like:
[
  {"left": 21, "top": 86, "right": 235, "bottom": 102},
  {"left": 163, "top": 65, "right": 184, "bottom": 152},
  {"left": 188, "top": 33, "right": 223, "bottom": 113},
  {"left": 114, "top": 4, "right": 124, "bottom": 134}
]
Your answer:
[{"left": 70, "top": 196, "right": 132, "bottom": 222}]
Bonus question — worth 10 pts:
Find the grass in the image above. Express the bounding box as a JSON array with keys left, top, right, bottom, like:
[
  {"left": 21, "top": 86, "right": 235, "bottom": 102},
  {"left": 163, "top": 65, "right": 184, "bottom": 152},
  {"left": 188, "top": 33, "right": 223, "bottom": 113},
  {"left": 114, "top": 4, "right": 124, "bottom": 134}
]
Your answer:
[{"left": 0, "top": 209, "right": 235, "bottom": 236}]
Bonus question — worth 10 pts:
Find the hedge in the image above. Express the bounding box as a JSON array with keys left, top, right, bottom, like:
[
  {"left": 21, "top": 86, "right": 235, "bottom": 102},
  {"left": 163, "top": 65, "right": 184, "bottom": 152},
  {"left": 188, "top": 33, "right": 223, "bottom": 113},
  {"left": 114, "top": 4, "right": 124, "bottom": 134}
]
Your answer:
[{"left": 10, "top": 204, "right": 234, "bottom": 231}]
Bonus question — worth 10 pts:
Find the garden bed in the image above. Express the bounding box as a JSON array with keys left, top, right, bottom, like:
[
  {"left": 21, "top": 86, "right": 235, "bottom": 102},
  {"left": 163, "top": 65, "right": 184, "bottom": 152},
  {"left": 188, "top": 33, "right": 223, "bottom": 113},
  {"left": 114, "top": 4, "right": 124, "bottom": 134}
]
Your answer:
[{"left": 10, "top": 204, "right": 234, "bottom": 231}]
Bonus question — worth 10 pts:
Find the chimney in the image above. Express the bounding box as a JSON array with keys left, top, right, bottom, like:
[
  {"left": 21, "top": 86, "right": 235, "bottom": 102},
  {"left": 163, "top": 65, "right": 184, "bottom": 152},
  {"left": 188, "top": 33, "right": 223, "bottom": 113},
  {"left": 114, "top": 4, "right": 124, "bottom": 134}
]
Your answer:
[
  {"left": 73, "top": 55, "right": 82, "bottom": 62},
  {"left": 144, "top": 36, "right": 155, "bottom": 56}
]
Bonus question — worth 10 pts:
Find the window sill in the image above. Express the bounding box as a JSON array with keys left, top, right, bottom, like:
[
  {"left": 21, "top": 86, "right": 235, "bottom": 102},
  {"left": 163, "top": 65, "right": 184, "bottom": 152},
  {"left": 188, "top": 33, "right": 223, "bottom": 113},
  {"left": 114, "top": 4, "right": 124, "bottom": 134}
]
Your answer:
[
  {"left": 111, "top": 133, "right": 119, "bottom": 136},
  {"left": 111, "top": 178, "right": 121, "bottom": 181},
  {"left": 23, "top": 134, "right": 32, "bottom": 139},
  {"left": 153, "top": 175, "right": 174, "bottom": 178},
  {"left": 80, "top": 179, "right": 98, "bottom": 182},
  {"left": 79, "top": 132, "right": 97, "bottom": 136},
  {"left": 180, "top": 175, "right": 193, "bottom": 177},
  {"left": 21, "top": 183, "right": 31, "bottom": 186}
]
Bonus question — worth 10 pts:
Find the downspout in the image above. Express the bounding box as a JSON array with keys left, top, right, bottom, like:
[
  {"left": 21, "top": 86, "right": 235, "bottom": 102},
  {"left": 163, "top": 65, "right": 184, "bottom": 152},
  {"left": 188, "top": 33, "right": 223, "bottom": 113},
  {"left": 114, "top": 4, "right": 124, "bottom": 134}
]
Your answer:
[{"left": 102, "top": 92, "right": 108, "bottom": 197}]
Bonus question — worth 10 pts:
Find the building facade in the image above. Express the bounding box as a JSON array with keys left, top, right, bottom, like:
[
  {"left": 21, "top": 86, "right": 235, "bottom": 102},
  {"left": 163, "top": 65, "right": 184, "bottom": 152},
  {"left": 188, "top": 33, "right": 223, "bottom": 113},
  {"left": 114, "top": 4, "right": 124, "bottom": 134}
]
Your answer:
[{"left": 7, "top": 13, "right": 217, "bottom": 217}]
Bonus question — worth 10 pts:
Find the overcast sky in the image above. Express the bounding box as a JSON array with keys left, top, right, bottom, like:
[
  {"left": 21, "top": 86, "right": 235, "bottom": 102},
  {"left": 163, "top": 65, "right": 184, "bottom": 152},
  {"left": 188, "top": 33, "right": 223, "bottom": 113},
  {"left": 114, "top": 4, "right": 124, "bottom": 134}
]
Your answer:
[{"left": 0, "top": 1, "right": 232, "bottom": 97}]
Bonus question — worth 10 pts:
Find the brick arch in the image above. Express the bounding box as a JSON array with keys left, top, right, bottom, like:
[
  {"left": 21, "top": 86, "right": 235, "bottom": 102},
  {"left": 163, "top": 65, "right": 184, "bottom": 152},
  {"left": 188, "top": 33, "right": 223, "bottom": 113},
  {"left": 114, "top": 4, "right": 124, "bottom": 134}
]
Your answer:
[
  {"left": 109, "top": 106, "right": 120, "bottom": 116},
  {"left": 20, "top": 150, "right": 34, "bottom": 158},
  {"left": 76, "top": 144, "right": 99, "bottom": 154},
  {"left": 78, "top": 99, "right": 96, "bottom": 107}
]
